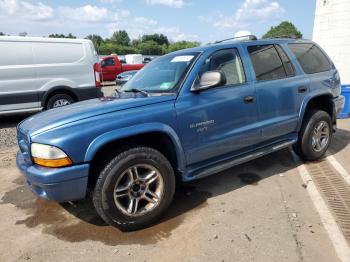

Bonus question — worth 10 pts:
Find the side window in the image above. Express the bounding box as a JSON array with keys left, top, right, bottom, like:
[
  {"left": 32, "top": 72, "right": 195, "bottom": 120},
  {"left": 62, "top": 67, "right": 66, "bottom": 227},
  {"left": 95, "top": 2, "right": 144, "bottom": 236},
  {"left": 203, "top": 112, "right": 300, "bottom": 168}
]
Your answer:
[
  {"left": 198, "top": 48, "right": 246, "bottom": 86},
  {"left": 103, "top": 58, "right": 115, "bottom": 66},
  {"left": 275, "top": 45, "right": 295, "bottom": 77},
  {"left": 288, "top": 43, "right": 331, "bottom": 74},
  {"left": 248, "top": 45, "right": 286, "bottom": 81}
]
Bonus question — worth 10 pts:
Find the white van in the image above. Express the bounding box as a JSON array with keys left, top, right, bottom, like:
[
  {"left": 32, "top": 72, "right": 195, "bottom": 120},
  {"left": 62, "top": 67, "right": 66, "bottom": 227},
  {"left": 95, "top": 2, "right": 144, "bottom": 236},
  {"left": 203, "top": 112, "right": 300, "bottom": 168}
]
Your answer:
[
  {"left": 125, "top": 54, "right": 143, "bottom": 64},
  {"left": 0, "top": 36, "right": 102, "bottom": 115}
]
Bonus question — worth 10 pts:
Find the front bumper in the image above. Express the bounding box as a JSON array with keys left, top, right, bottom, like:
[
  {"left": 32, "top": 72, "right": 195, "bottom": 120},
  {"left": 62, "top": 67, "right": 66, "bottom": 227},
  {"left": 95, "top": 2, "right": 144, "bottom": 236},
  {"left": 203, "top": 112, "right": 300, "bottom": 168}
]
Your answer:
[{"left": 16, "top": 151, "right": 89, "bottom": 202}]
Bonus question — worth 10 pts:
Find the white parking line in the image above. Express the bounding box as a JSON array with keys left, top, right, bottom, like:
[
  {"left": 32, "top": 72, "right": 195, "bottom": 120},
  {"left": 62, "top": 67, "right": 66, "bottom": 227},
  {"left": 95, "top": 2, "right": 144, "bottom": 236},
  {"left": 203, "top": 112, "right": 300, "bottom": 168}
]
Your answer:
[
  {"left": 327, "top": 155, "right": 350, "bottom": 186},
  {"left": 297, "top": 164, "right": 350, "bottom": 262}
]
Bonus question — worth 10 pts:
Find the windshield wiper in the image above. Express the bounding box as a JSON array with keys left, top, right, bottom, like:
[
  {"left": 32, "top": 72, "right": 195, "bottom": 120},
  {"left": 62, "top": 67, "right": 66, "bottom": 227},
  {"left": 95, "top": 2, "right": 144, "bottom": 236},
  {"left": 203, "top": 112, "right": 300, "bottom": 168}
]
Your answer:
[{"left": 124, "top": 88, "right": 149, "bottom": 97}]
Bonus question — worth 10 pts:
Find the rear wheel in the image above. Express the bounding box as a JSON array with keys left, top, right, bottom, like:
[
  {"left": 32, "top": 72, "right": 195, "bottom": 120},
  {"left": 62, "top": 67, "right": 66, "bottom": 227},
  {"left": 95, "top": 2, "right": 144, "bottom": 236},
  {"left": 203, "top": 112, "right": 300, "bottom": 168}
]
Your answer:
[
  {"left": 92, "top": 147, "right": 175, "bottom": 231},
  {"left": 293, "top": 110, "right": 332, "bottom": 161},
  {"left": 46, "top": 94, "right": 75, "bottom": 109}
]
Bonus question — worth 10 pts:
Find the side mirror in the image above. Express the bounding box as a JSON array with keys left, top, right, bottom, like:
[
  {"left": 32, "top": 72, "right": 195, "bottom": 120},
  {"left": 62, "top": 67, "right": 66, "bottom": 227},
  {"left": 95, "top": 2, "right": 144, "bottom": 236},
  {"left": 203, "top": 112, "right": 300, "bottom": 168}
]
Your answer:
[
  {"left": 191, "top": 71, "right": 226, "bottom": 92},
  {"left": 101, "top": 61, "right": 106, "bottom": 68}
]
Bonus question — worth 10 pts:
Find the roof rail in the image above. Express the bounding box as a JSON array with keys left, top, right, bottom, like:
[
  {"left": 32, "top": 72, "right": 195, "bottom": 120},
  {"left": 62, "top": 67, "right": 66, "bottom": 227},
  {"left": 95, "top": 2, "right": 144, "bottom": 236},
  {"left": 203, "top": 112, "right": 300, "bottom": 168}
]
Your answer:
[
  {"left": 267, "top": 35, "right": 299, "bottom": 39},
  {"left": 214, "top": 34, "right": 257, "bottom": 44}
]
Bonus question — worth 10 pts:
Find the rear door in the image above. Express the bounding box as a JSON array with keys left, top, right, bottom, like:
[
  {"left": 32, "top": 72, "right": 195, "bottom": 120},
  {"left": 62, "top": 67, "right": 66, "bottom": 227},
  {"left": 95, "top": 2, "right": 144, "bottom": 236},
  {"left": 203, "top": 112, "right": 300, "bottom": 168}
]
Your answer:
[
  {"left": 32, "top": 41, "right": 91, "bottom": 90},
  {"left": 0, "top": 40, "right": 39, "bottom": 112},
  {"left": 245, "top": 43, "right": 309, "bottom": 141},
  {"left": 288, "top": 43, "right": 337, "bottom": 96}
]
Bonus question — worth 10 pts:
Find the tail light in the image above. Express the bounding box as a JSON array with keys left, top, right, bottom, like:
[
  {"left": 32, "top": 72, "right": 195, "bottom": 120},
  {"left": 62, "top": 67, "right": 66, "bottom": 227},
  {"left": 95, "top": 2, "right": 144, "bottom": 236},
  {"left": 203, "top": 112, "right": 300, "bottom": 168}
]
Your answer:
[{"left": 94, "top": 63, "right": 101, "bottom": 88}]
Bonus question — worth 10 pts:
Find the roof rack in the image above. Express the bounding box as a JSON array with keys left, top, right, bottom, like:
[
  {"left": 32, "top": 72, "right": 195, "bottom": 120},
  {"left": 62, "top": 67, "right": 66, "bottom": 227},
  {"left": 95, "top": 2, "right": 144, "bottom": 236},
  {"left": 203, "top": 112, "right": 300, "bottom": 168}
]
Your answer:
[
  {"left": 214, "top": 34, "right": 257, "bottom": 44},
  {"left": 267, "top": 35, "right": 298, "bottom": 39}
]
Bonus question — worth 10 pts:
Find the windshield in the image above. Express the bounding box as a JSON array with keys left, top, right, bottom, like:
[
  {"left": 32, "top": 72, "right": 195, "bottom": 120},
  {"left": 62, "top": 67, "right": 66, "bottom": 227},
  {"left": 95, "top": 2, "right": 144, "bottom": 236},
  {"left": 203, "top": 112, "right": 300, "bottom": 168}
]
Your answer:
[{"left": 122, "top": 52, "right": 200, "bottom": 93}]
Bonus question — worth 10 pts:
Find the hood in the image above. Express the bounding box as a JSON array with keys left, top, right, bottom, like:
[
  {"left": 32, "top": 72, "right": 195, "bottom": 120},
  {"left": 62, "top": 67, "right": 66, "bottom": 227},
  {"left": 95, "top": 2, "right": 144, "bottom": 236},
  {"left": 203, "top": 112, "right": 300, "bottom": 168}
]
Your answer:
[{"left": 19, "top": 94, "right": 176, "bottom": 136}]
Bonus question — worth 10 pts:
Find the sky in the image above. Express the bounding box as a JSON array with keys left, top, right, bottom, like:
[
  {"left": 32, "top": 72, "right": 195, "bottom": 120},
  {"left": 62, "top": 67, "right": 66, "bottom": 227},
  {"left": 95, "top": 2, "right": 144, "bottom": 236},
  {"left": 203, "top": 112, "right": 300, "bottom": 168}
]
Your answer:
[{"left": 0, "top": 0, "right": 316, "bottom": 43}]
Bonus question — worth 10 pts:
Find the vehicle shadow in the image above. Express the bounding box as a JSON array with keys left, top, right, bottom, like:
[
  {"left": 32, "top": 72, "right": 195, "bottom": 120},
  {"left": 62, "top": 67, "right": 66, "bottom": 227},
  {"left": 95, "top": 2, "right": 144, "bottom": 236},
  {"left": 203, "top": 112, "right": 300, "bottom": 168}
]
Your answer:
[
  {"left": 0, "top": 113, "right": 33, "bottom": 128},
  {"left": 329, "top": 127, "right": 350, "bottom": 154}
]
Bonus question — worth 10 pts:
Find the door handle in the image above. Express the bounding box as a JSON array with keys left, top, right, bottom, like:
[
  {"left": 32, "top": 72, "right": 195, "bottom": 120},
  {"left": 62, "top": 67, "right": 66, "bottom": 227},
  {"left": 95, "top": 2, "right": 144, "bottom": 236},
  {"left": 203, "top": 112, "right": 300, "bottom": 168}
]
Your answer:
[
  {"left": 244, "top": 96, "right": 255, "bottom": 104},
  {"left": 298, "top": 86, "right": 308, "bottom": 93}
]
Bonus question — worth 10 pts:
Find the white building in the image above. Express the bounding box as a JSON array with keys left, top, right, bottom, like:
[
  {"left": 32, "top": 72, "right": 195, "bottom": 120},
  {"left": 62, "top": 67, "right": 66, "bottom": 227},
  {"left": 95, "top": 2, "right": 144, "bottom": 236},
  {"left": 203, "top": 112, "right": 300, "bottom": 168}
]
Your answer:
[{"left": 313, "top": 0, "right": 350, "bottom": 87}]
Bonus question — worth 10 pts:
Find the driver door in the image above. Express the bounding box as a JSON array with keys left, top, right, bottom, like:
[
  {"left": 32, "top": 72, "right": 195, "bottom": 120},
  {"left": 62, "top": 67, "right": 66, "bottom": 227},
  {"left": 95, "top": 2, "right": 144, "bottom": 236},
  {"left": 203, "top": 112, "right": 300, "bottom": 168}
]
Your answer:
[
  {"left": 176, "top": 48, "right": 260, "bottom": 165},
  {"left": 101, "top": 57, "right": 117, "bottom": 81}
]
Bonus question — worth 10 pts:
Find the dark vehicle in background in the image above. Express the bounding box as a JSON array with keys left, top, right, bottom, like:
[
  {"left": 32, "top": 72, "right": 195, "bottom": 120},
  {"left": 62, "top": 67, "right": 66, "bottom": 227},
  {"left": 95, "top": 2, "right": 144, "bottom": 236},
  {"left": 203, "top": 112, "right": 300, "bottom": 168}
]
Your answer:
[
  {"left": 98, "top": 55, "right": 144, "bottom": 82},
  {"left": 143, "top": 57, "right": 153, "bottom": 64},
  {"left": 115, "top": 70, "right": 138, "bottom": 86}
]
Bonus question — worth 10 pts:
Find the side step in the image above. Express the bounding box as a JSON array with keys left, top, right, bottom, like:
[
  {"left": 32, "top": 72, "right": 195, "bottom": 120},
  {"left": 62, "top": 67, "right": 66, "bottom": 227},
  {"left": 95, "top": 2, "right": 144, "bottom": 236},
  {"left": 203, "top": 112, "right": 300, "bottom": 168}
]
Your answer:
[{"left": 188, "top": 139, "right": 297, "bottom": 181}]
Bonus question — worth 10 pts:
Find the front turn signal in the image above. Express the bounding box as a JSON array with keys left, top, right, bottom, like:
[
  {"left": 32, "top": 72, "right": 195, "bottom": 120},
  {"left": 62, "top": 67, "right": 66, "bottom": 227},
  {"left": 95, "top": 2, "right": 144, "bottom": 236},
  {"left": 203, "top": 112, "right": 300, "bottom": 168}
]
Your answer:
[{"left": 33, "top": 157, "right": 72, "bottom": 168}]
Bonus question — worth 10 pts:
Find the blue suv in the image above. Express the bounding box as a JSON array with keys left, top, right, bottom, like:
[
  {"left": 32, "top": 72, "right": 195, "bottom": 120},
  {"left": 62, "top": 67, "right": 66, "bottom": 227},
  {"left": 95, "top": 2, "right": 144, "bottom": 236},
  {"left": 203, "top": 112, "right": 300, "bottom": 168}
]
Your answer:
[{"left": 17, "top": 37, "right": 345, "bottom": 231}]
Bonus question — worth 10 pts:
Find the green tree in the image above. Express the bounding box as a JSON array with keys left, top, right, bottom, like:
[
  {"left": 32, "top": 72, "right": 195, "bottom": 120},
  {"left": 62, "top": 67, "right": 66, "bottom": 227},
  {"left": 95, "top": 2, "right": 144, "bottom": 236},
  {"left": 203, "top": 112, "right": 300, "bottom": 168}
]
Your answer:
[
  {"left": 142, "top": 34, "right": 169, "bottom": 46},
  {"left": 137, "top": 40, "right": 163, "bottom": 55},
  {"left": 98, "top": 41, "right": 116, "bottom": 55},
  {"left": 167, "top": 41, "right": 200, "bottom": 52},
  {"left": 110, "top": 30, "right": 130, "bottom": 46},
  {"left": 262, "top": 21, "right": 302, "bottom": 39},
  {"left": 0, "top": 32, "right": 5, "bottom": 36},
  {"left": 48, "top": 33, "right": 76, "bottom": 39},
  {"left": 86, "top": 34, "right": 103, "bottom": 51}
]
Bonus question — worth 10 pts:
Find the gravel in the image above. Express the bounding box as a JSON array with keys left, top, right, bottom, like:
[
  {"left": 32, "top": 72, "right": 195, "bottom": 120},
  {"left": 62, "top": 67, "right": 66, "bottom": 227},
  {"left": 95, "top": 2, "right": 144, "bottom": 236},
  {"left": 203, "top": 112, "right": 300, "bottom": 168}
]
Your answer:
[
  {"left": 0, "top": 114, "right": 30, "bottom": 151},
  {"left": 0, "top": 127, "right": 18, "bottom": 150}
]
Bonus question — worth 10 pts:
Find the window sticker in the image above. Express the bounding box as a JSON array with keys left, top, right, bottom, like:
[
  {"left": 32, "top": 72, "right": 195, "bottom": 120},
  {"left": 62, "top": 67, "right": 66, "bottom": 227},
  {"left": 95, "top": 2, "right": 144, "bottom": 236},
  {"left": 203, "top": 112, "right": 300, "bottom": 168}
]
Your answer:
[
  {"left": 159, "top": 82, "right": 174, "bottom": 90},
  {"left": 171, "top": 55, "right": 194, "bottom": 63}
]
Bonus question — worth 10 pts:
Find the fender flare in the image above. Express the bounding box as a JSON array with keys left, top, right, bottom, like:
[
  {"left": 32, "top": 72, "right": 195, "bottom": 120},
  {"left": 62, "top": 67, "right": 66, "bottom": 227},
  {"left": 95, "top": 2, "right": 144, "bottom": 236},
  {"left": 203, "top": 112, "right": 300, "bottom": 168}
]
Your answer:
[
  {"left": 84, "top": 123, "right": 186, "bottom": 172},
  {"left": 297, "top": 91, "right": 334, "bottom": 131}
]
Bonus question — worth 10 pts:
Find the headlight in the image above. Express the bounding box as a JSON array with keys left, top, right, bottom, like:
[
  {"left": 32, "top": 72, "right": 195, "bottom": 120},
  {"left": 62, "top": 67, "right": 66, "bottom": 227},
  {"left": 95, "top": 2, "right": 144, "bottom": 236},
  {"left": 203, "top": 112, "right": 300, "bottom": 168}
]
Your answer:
[{"left": 31, "top": 143, "right": 72, "bottom": 168}]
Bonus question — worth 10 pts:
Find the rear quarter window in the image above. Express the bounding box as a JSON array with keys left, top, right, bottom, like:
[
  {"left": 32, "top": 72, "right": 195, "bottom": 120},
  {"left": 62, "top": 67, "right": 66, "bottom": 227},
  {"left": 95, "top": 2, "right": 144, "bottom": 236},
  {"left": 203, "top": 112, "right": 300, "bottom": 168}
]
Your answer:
[
  {"left": 32, "top": 42, "right": 85, "bottom": 64},
  {"left": 288, "top": 43, "right": 332, "bottom": 74}
]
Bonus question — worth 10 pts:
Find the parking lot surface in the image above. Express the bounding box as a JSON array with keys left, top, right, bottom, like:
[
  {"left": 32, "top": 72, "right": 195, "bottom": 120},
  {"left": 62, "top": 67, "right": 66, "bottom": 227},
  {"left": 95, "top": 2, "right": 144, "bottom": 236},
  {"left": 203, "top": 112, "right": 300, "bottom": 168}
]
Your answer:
[{"left": 0, "top": 88, "right": 349, "bottom": 261}]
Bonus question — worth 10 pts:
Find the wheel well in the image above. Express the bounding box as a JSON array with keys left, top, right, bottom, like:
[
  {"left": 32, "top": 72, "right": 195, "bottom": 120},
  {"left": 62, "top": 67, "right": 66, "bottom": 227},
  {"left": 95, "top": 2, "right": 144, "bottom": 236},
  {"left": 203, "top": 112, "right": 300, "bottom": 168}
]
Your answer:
[
  {"left": 88, "top": 132, "right": 179, "bottom": 188},
  {"left": 304, "top": 95, "right": 334, "bottom": 117},
  {"left": 44, "top": 88, "right": 78, "bottom": 108}
]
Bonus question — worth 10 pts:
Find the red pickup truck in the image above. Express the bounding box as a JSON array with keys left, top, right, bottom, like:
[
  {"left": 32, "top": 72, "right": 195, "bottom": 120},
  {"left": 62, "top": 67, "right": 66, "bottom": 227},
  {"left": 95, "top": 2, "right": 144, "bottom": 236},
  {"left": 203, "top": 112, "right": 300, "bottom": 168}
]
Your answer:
[{"left": 99, "top": 55, "right": 144, "bottom": 81}]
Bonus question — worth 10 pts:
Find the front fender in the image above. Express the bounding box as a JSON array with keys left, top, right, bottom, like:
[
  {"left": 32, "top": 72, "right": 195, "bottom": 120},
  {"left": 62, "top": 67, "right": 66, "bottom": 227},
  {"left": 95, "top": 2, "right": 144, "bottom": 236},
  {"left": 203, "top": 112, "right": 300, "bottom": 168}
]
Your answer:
[{"left": 84, "top": 123, "right": 186, "bottom": 172}]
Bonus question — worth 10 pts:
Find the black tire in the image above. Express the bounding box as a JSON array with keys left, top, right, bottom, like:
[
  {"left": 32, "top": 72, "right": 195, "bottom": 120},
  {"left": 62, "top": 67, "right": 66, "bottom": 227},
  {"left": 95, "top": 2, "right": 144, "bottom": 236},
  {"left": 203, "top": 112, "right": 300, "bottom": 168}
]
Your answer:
[
  {"left": 293, "top": 110, "right": 332, "bottom": 161},
  {"left": 92, "top": 147, "right": 175, "bottom": 231},
  {"left": 46, "top": 94, "right": 75, "bottom": 110}
]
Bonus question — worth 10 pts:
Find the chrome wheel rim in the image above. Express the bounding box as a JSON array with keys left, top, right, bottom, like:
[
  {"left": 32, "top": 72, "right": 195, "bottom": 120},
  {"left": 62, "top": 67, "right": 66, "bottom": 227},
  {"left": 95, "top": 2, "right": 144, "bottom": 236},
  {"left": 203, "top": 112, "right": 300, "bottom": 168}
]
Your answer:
[
  {"left": 53, "top": 99, "right": 70, "bottom": 108},
  {"left": 311, "top": 120, "right": 330, "bottom": 152},
  {"left": 113, "top": 164, "right": 164, "bottom": 217}
]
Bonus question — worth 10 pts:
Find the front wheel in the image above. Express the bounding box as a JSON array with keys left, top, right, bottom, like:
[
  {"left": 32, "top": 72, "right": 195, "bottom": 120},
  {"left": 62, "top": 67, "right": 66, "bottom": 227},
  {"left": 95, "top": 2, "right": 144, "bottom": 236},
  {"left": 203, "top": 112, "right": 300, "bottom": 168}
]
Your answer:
[
  {"left": 293, "top": 110, "right": 332, "bottom": 161},
  {"left": 92, "top": 147, "right": 175, "bottom": 231}
]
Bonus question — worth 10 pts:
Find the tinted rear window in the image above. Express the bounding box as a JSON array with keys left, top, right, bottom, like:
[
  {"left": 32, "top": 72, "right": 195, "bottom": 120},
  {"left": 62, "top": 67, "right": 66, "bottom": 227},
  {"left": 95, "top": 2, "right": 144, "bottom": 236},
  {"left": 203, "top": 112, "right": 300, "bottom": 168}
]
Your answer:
[
  {"left": 248, "top": 45, "right": 286, "bottom": 81},
  {"left": 288, "top": 43, "right": 331, "bottom": 74}
]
